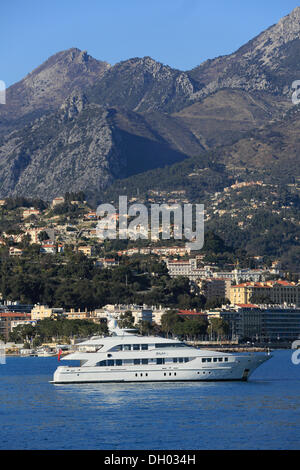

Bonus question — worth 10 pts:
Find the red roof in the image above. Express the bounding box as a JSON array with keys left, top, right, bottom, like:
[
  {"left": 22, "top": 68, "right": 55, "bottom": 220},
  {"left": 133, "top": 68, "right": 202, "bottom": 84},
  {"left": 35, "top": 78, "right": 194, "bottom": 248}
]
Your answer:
[
  {"left": 234, "top": 282, "right": 269, "bottom": 288},
  {"left": 178, "top": 310, "right": 207, "bottom": 316},
  {"left": 275, "top": 280, "right": 296, "bottom": 286},
  {"left": 236, "top": 304, "right": 259, "bottom": 308},
  {"left": 0, "top": 312, "right": 31, "bottom": 318},
  {"left": 233, "top": 280, "right": 297, "bottom": 288}
]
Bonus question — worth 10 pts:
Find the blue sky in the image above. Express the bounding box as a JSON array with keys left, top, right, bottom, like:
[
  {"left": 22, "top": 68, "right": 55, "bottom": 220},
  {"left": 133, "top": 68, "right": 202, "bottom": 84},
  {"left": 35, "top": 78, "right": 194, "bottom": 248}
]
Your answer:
[{"left": 1, "top": 0, "right": 300, "bottom": 86}]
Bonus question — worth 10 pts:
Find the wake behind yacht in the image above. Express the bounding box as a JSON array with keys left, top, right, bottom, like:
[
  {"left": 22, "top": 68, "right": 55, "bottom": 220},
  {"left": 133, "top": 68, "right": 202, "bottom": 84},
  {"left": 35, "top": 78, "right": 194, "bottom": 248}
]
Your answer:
[{"left": 51, "top": 325, "right": 271, "bottom": 384}]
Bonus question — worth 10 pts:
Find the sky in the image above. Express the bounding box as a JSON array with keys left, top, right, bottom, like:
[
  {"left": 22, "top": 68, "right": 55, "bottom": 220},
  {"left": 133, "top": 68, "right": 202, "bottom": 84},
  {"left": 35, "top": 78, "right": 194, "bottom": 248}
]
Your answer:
[{"left": 1, "top": 0, "right": 300, "bottom": 87}]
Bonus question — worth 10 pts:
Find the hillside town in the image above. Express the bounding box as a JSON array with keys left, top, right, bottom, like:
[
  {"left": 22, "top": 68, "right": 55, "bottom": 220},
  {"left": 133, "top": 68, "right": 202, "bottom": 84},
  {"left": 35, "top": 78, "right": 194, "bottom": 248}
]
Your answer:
[{"left": 0, "top": 193, "right": 299, "bottom": 355}]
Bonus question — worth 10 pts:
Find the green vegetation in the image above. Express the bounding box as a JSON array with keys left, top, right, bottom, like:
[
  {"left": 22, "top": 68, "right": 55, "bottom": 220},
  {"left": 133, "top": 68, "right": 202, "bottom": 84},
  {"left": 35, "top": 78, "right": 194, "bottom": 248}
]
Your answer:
[
  {"left": 207, "top": 318, "right": 230, "bottom": 341},
  {"left": 117, "top": 311, "right": 135, "bottom": 329},
  {"left": 9, "top": 317, "right": 108, "bottom": 346},
  {"left": 159, "top": 310, "right": 230, "bottom": 341},
  {"left": 0, "top": 253, "right": 205, "bottom": 310},
  {"left": 4, "top": 197, "right": 48, "bottom": 211},
  {"left": 97, "top": 151, "right": 299, "bottom": 271},
  {"left": 100, "top": 153, "right": 229, "bottom": 205}
]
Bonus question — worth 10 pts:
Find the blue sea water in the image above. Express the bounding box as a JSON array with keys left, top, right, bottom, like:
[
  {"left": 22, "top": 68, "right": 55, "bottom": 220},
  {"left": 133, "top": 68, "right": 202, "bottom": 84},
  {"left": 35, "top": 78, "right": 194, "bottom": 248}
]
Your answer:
[{"left": 0, "top": 350, "right": 299, "bottom": 450}]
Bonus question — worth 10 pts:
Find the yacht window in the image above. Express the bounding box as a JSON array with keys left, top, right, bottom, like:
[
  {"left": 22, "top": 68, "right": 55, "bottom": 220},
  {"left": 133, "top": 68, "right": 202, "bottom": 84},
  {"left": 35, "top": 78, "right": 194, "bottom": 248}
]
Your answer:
[
  {"left": 107, "top": 360, "right": 114, "bottom": 366},
  {"left": 96, "top": 360, "right": 107, "bottom": 366},
  {"left": 184, "top": 358, "right": 189, "bottom": 363},
  {"left": 213, "top": 358, "right": 218, "bottom": 362},
  {"left": 155, "top": 343, "right": 185, "bottom": 348},
  {"left": 224, "top": 357, "right": 228, "bottom": 362},
  {"left": 123, "top": 345, "right": 131, "bottom": 351},
  {"left": 206, "top": 358, "right": 212, "bottom": 362},
  {"left": 141, "top": 359, "right": 148, "bottom": 365},
  {"left": 178, "top": 358, "right": 184, "bottom": 363},
  {"left": 156, "top": 358, "right": 165, "bottom": 365},
  {"left": 218, "top": 358, "right": 223, "bottom": 362},
  {"left": 134, "top": 359, "right": 141, "bottom": 365},
  {"left": 173, "top": 358, "right": 178, "bottom": 363},
  {"left": 133, "top": 344, "right": 140, "bottom": 350},
  {"left": 141, "top": 344, "right": 148, "bottom": 350},
  {"left": 116, "top": 359, "right": 122, "bottom": 366}
]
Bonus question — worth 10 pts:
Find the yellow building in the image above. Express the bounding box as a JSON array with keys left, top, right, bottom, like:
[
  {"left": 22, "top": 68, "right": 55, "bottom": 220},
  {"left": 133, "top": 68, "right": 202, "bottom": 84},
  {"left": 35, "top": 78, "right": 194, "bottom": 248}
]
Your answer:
[
  {"left": 64, "top": 309, "right": 90, "bottom": 320},
  {"left": 230, "top": 281, "right": 300, "bottom": 306},
  {"left": 51, "top": 197, "right": 65, "bottom": 207},
  {"left": 31, "top": 305, "right": 64, "bottom": 320},
  {"left": 77, "top": 245, "right": 95, "bottom": 257}
]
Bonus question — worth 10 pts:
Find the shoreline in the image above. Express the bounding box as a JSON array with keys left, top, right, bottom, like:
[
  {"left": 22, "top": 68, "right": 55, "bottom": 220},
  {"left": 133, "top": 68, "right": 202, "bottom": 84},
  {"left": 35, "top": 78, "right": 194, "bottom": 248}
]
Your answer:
[{"left": 4, "top": 346, "right": 289, "bottom": 356}]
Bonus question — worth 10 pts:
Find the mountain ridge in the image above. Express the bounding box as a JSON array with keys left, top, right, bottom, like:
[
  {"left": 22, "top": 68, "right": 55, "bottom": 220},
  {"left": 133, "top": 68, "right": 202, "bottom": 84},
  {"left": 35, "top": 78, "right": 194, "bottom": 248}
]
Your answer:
[{"left": 0, "top": 8, "right": 300, "bottom": 201}]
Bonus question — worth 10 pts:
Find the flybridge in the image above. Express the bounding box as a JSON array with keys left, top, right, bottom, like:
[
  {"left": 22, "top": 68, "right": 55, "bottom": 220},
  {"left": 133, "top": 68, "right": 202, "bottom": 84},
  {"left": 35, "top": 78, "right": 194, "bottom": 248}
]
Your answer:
[{"left": 96, "top": 196, "right": 204, "bottom": 251}]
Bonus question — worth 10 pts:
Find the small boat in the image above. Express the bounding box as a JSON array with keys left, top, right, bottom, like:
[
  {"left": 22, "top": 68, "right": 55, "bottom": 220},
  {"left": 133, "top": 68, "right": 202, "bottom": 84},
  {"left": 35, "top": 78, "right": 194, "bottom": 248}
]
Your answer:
[
  {"left": 20, "top": 349, "right": 37, "bottom": 357},
  {"left": 36, "top": 348, "right": 56, "bottom": 357}
]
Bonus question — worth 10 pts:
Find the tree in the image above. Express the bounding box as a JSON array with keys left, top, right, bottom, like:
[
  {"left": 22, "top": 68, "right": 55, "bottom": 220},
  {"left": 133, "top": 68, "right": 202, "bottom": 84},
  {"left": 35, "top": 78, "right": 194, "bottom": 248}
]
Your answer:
[
  {"left": 161, "top": 310, "right": 183, "bottom": 337},
  {"left": 38, "top": 231, "right": 50, "bottom": 242},
  {"left": 172, "top": 317, "right": 208, "bottom": 341},
  {"left": 9, "top": 324, "right": 36, "bottom": 344},
  {"left": 117, "top": 311, "right": 135, "bottom": 329},
  {"left": 136, "top": 320, "right": 153, "bottom": 336},
  {"left": 205, "top": 297, "right": 230, "bottom": 309},
  {"left": 249, "top": 295, "right": 274, "bottom": 304},
  {"left": 208, "top": 318, "right": 229, "bottom": 341}
]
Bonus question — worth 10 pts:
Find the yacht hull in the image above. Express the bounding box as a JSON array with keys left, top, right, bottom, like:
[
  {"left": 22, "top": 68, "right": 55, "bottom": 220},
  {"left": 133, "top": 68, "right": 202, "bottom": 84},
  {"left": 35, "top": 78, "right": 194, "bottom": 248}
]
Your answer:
[{"left": 51, "top": 354, "right": 270, "bottom": 384}]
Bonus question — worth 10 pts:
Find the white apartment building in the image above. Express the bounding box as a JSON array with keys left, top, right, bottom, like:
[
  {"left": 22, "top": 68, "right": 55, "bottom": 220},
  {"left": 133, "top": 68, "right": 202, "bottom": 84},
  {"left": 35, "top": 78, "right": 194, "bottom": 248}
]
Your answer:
[
  {"left": 93, "top": 304, "right": 153, "bottom": 325},
  {"left": 165, "top": 258, "right": 214, "bottom": 281}
]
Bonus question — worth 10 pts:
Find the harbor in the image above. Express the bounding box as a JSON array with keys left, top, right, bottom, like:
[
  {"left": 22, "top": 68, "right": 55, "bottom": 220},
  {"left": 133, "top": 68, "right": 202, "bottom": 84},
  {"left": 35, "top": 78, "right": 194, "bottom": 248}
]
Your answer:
[
  {"left": 0, "top": 350, "right": 299, "bottom": 450},
  {"left": 3, "top": 340, "right": 292, "bottom": 357}
]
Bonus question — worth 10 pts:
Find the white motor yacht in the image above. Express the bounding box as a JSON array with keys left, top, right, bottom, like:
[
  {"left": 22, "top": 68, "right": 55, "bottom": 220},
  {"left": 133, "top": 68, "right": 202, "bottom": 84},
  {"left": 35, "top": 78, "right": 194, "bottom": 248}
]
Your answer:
[{"left": 51, "top": 326, "right": 271, "bottom": 384}]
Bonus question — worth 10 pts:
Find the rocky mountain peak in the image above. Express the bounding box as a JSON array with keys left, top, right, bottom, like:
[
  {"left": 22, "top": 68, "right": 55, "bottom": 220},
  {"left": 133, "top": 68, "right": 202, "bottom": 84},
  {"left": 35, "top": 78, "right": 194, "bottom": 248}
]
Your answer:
[
  {"left": 1, "top": 9, "right": 300, "bottom": 203},
  {"left": 60, "top": 91, "right": 89, "bottom": 120},
  {"left": 247, "top": 6, "right": 300, "bottom": 66},
  {"left": 189, "top": 7, "right": 300, "bottom": 98},
  {"left": 0, "top": 48, "right": 111, "bottom": 136},
  {"left": 283, "top": 6, "right": 300, "bottom": 23}
]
